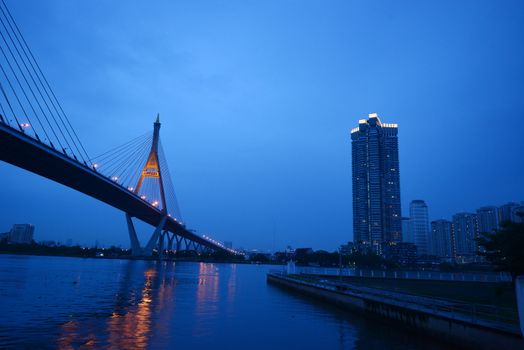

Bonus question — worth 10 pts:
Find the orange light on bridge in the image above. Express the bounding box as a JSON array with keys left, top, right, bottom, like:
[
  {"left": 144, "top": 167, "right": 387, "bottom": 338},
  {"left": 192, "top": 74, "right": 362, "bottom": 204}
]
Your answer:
[
  {"left": 111, "top": 176, "right": 118, "bottom": 182},
  {"left": 128, "top": 187, "right": 134, "bottom": 191},
  {"left": 140, "top": 195, "right": 147, "bottom": 200},
  {"left": 152, "top": 200, "right": 159, "bottom": 207},
  {"left": 20, "top": 122, "right": 31, "bottom": 128}
]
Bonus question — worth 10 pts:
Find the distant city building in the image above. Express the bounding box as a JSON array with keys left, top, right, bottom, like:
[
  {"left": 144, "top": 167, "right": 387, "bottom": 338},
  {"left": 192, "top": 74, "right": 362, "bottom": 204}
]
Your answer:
[
  {"left": 294, "top": 248, "right": 314, "bottom": 256},
  {"left": 452, "top": 213, "right": 479, "bottom": 258},
  {"left": 382, "top": 242, "right": 417, "bottom": 266},
  {"left": 498, "top": 202, "right": 524, "bottom": 225},
  {"left": 515, "top": 204, "right": 524, "bottom": 223},
  {"left": 430, "top": 219, "right": 453, "bottom": 259},
  {"left": 8, "top": 224, "right": 34, "bottom": 244},
  {"left": 410, "top": 200, "right": 429, "bottom": 256},
  {"left": 354, "top": 241, "right": 382, "bottom": 255},
  {"left": 40, "top": 240, "right": 57, "bottom": 247},
  {"left": 339, "top": 242, "right": 355, "bottom": 255},
  {"left": 0, "top": 231, "right": 9, "bottom": 242},
  {"left": 476, "top": 206, "right": 499, "bottom": 234},
  {"left": 224, "top": 241, "right": 233, "bottom": 249},
  {"left": 401, "top": 217, "right": 413, "bottom": 243},
  {"left": 351, "top": 113, "right": 401, "bottom": 244}
]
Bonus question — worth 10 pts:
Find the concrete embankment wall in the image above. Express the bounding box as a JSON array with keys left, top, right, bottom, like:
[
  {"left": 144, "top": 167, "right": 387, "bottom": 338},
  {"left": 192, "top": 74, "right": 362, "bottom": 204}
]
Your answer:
[{"left": 267, "top": 274, "right": 524, "bottom": 350}]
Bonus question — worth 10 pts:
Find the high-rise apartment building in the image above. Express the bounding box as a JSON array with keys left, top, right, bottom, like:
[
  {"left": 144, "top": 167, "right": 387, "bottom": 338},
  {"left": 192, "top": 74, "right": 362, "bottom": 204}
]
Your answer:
[
  {"left": 452, "top": 213, "right": 479, "bottom": 257},
  {"left": 401, "top": 217, "right": 413, "bottom": 243},
  {"left": 498, "top": 202, "right": 524, "bottom": 225},
  {"left": 515, "top": 204, "right": 524, "bottom": 223},
  {"left": 8, "top": 224, "right": 34, "bottom": 244},
  {"left": 430, "top": 219, "right": 453, "bottom": 259},
  {"left": 410, "top": 200, "right": 429, "bottom": 256},
  {"left": 476, "top": 206, "right": 499, "bottom": 234},
  {"left": 351, "top": 113, "right": 401, "bottom": 244}
]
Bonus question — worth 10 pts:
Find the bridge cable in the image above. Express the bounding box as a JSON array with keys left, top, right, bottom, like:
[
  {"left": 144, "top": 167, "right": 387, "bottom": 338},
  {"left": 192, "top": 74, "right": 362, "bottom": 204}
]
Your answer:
[
  {"left": 0, "top": 14, "right": 77, "bottom": 159},
  {"left": 109, "top": 136, "right": 151, "bottom": 187},
  {"left": 0, "top": 59, "right": 38, "bottom": 134},
  {"left": 90, "top": 132, "right": 153, "bottom": 191},
  {"left": 103, "top": 135, "right": 152, "bottom": 182},
  {"left": 0, "top": 5, "right": 86, "bottom": 163},
  {"left": 0, "top": 79, "right": 20, "bottom": 127},
  {"left": 0, "top": 29, "right": 58, "bottom": 147},
  {"left": 119, "top": 138, "right": 153, "bottom": 188},
  {"left": 0, "top": 0, "right": 92, "bottom": 163},
  {"left": 0, "top": 95, "right": 8, "bottom": 123},
  {"left": 90, "top": 131, "right": 151, "bottom": 163},
  {"left": 90, "top": 133, "right": 152, "bottom": 173},
  {"left": 158, "top": 139, "right": 183, "bottom": 220}
]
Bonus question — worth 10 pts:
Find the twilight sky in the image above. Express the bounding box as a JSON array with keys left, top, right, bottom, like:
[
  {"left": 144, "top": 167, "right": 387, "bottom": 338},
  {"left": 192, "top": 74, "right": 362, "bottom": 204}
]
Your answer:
[{"left": 1, "top": 0, "right": 523, "bottom": 251}]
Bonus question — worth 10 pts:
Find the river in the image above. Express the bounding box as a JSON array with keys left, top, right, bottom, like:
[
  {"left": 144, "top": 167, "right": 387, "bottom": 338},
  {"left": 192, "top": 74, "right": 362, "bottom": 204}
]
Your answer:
[{"left": 0, "top": 254, "right": 450, "bottom": 349}]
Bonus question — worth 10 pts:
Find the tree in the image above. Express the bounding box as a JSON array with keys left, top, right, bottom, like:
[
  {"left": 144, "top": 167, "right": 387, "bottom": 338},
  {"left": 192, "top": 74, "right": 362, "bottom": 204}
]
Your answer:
[
  {"left": 347, "top": 251, "right": 388, "bottom": 269},
  {"left": 251, "top": 253, "right": 270, "bottom": 263},
  {"left": 477, "top": 215, "right": 524, "bottom": 284}
]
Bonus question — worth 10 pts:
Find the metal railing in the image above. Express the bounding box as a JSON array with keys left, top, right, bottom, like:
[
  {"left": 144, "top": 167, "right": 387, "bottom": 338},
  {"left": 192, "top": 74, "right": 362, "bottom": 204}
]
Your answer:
[{"left": 284, "top": 266, "right": 512, "bottom": 283}]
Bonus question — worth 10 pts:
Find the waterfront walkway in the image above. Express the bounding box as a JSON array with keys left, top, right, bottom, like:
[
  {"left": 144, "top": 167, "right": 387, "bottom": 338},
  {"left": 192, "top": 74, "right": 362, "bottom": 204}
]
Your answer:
[
  {"left": 268, "top": 271, "right": 523, "bottom": 350},
  {"left": 284, "top": 272, "right": 519, "bottom": 334}
]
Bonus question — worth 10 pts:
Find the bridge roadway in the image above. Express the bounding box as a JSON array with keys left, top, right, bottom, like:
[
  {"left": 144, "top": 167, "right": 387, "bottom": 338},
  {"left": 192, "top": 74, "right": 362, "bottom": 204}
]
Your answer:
[{"left": 0, "top": 122, "right": 223, "bottom": 252}]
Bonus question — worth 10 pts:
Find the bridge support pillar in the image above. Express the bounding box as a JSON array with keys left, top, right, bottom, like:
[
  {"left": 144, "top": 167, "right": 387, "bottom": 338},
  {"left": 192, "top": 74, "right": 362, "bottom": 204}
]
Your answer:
[
  {"left": 158, "top": 230, "right": 166, "bottom": 260},
  {"left": 175, "top": 235, "right": 182, "bottom": 253},
  {"left": 167, "top": 233, "right": 174, "bottom": 252},
  {"left": 126, "top": 213, "right": 142, "bottom": 256},
  {"left": 125, "top": 214, "right": 168, "bottom": 257},
  {"left": 143, "top": 216, "right": 168, "bottom": 256}
]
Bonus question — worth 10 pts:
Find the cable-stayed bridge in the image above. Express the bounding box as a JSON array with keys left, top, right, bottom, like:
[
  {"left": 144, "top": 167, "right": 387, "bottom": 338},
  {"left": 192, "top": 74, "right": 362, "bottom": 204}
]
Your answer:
[{"left": 0, "top": 1, "right": 237, "bottom": 257}]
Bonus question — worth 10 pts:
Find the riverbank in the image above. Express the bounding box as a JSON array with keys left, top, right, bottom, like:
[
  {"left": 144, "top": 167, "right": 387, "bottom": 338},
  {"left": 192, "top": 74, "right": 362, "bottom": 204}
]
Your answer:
[
  {"left": 0, "top": 249, "right": 246, "bottom": 264},
  {"left": 267, "top": 272, "right": 523, "bottom": 350}
]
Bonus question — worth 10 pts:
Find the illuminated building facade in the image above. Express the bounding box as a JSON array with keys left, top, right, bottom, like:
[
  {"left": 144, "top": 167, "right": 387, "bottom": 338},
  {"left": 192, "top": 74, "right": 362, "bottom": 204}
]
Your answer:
[
  {"left": 410, "top": 200, "right": 429, "bottom": 256},
  {"left": 351, "top": 113, "right": 401, "bottom": 244},
  {"left": 430, "top": 219, "right": 453, "bottom": 259},
  {"left": 476, "top": 206, "right": 499, "bottom": 234},
  {"left": 452, "top": 212, "right": 479, "bottom": 258}
]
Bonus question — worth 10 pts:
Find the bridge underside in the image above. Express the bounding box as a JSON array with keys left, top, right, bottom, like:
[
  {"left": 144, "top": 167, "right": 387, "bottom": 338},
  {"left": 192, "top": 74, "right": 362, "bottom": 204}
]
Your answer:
[{"left": 0, "top": 123, "right": 223, "bottom": 253}]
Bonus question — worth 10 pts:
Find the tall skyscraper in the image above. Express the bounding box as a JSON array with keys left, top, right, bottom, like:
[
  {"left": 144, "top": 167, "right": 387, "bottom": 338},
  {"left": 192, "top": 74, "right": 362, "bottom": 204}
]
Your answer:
[
  {"left": 351, "top": 113, "right": 401, "bottom": 244},
  {"left": 476, "top": 206, "right": 499, "bottom": 234},
  {"left": 452, "top": 213, "right": 479, "bottom": 258},
  {"left": 430, "top": 219, "right": 453, "bottom": 259},
  {"left": 409, "top": 200, "right": 429, "bottom": 256}
]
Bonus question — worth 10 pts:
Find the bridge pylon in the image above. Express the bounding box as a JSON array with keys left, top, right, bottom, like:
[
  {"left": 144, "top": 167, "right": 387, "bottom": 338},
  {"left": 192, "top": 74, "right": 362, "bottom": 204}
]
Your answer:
[{"left": 126, "top": 115, "right": 168, "bottom": 257}]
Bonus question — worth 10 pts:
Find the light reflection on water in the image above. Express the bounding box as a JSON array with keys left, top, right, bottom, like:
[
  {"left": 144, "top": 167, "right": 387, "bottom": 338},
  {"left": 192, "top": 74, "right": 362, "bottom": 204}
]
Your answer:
[{"left": 0, "top": 255, "right": 449, "bottom": 349}]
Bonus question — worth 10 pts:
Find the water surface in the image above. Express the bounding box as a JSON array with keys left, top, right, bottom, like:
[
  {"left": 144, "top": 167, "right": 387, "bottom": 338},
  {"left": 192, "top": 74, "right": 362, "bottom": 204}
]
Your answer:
[{"left": 0, "top": 255, "right": 449, "bottom": 349}]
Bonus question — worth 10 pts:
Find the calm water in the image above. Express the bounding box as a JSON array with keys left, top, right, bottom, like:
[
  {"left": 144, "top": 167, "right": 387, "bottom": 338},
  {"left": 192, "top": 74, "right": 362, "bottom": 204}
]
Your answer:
[{"left": 0, "top": 255, "right": 450, "bottom": 349}]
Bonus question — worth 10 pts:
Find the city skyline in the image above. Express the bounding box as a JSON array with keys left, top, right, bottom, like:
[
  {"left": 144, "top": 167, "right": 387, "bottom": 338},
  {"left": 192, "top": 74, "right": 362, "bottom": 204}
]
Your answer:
[{"left": 1, "top": 0, "right": 524, "bottom": 250}]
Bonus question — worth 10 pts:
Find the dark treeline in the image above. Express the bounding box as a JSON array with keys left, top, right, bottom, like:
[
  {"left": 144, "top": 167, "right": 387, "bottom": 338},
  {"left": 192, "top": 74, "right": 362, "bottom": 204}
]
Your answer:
[
  {"left": 252, "top": 250, "right": 396, "bottom": 268},
  {"left": 0, "top": 242, "right": 244, "bottom": 262},
  {"left": 0, "top": 242, "right": 130, "bottom": 258},
  {"left": 294, "top": 250, "right": 396, "bottom": 269}
]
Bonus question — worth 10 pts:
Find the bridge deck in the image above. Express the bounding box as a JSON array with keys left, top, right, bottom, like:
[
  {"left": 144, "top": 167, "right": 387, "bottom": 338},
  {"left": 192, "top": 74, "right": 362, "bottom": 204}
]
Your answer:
[{"left": 0, "top": 122, "right": 219, "bottom": 251}]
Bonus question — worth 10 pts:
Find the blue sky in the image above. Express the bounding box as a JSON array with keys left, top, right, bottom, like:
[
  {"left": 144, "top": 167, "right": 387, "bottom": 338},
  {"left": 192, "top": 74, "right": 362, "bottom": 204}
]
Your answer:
[{"left": 1, "top": 0, "right": 523, "bottom": 251}]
